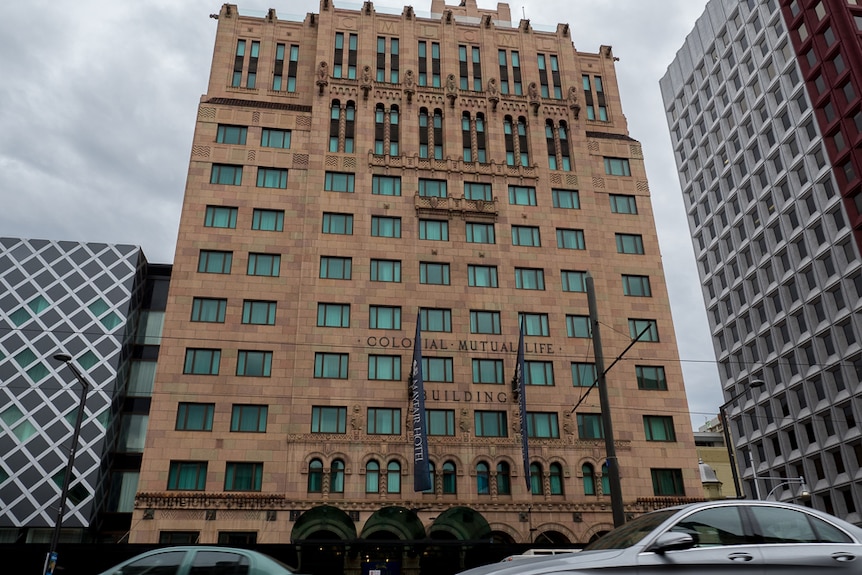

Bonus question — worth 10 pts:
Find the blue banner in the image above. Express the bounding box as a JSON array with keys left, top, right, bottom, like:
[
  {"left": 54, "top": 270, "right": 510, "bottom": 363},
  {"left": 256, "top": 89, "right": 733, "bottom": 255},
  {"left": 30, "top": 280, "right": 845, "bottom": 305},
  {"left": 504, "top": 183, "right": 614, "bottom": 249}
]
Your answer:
[
  {"left": 410, "top": 313, "right": 432, "bottom": 492},
  {"left": 513, "top": 322, "right": 531, "bottom": 490}
]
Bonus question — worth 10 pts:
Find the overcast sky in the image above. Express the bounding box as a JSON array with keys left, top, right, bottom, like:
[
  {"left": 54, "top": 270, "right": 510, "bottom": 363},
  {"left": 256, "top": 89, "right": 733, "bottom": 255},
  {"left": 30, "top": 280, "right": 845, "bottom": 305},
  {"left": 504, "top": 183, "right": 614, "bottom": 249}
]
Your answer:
[{"left": 0, "top": 0, "right": 721, "bottom": 429}]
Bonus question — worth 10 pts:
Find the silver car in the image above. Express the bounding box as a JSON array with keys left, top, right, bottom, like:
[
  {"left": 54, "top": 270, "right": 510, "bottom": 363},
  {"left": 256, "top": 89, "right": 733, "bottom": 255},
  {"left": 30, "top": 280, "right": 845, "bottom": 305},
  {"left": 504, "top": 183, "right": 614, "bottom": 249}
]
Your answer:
[
  {"left": 456, "top": 500, "right": 862, "bottom": 574},
  {"left": 96, "top": 546, "right": 308, "bottom": 575}
]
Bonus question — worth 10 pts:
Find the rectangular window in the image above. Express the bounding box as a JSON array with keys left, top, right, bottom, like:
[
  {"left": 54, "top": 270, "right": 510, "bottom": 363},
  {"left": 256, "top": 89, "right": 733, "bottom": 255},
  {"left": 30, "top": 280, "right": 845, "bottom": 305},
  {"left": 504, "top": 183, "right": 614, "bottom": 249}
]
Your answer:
[
  {"left": 604, "top": 157, "right": 631, "bottom": 176},
  {"left": 242, "top": 300, "right": 277, "bottom": 325},
  {"left": 636, "top": 365, "right": 667, "bottom": 390},
  {"left": 418, "top": 179, "right": 447, "bottom": 197},
  {"left": 247, "top": 253, "right": 280, "bottom": 277},
  {"left": 525, "top": 361, "right": 554, "bottom": 386},
  {"left": 512, "top": 225, "right": 541, "bottom": 247},
  {"left": 508, "top": 185, "right": 537, "bottom": 205},
  {"left": 572, "top": 362, "right": 597, "bottom": 387},
  {"left": 566, "top": 315, "right": 591, "bottom": 338},
  {"left": 577, "top": 413, "right": 604, "bottom": 439},
  {"left": 368, "top": 355, "right": 401, "bottom": 380},
  {"left": 324, "top": 172, "right": 355, "bottom": 192},
  {"left": 609, "top": 194, "right": 637, "bottom": 214},
  {"left": 371, "top": 259, "right": 402, "bottom": 282},
  {"left": 198, "top": 250, "right": 232, "bottom": 274},
  {"left": 204, "top": 206, "right": 238, "bottom": 228},
  {"left": 552, "top": 189, "right": 579, "bottom": 209},
  {"left": 167, "top": 461, "right": 207, "bottom": 490},
  {"left": 372, "top": 175, "right": 401, "bottom": 196},
  {"left": 475, "top": 411, "right": 508, "bottom": 437},
  {"left": 527, "top": 412, "right": 560, "bottom": 438},
  {"left": 252, "top": 209, "right": 284, "bottom": 232},
  {"left": 256, "top": 167, "right": 288, "bottom": 189},
  {"left": 312, "top": 406, "right": 347, "bottom": 433},
  {"left": 367, "top": 408, "right": 401, "bottom": 434},
  {"left": 224, "top": 462, "right": 262, "bottom": 492},
  {"left": 420, "top": 262, "right": 450, "bottom": 285},
  {"left": 191, "top": 298, "right": 226, "bottom": 323},
  {"left": 314, "top": 353, "right": 349, "bottom": 378},
  {"left": 616, "top": 234, "right": 645, "bottom": 254},
  {"left": 371, "top": 216, "right": 401, "bottom": 238},
  {"left": 622, "top": 275, "right": 652, "bottom": 296},
  {"left": 322, "top": 213, "right": 354, "bottom": 235},
  {"left": 644, "top": 415, "right": 676, "bottom": 442},
  {"left": 556, "top": 228, "right": 585, "bottom": 249},
  {"left": 470, "top": 310, "right": 501, "bottom": 334},
  {"left": 217, "top": 125, "right": 248, "bottom": 145},
  {"left": 519, "top": 312, "right": 549, "bottom": 336},
  {"left": 369, "top": 305, "right": 401, "bottom": 329},
  {"left": 466, "top": 265, "right": 498, "bottom": 288},
  {"left": 629, "top": 319, "right": 659, "bottom": 342},
  {"left": 466, "top": 222, "right": 495, "bottom": 244},
  {"left": 472, "top": 358, "right": 504, "bottom": 384},
  {"left": 261, "top": 128, "right": 291, "bottom": 148},
  {"left": 320, "top": 257, "right": 352, "bottom": 279},
  {"left": 317, "top": 303, "right": 350, "bottom": 327},
  {"left": 651, "top": 469, "right": 685, "bottom": 496},
  {"left": 420, "top": 308, "right": 452, "bottom": 332},
  {"left": 237, "top": 350, "right": 272, "bottom": 377},
  {"left": 210, "top": 164, "right": 243, "bottom": 185},
  {"left": 183, "top": 349, "right": 220, "bottom": 375},
  {"left": 561, "top": 270, "right": 587, "bottom": 292},
  {"left": 419, "top": 219, "right": 449, "bottom": 241},
  {"left": 176, "top": 403, "right": 214, "bottom": 431},
  {"left": 422, "top": 357, "right": 454, "bottom": 382},
  {"left": 464, "top": 182, "right": 492, "bottom": 201},
  {"left": 515, "top": 268, "right": 545, "bottom": 290},
  {"left": 231, "top": 405, "right": 268, "bottom": 432},
  {"left": 426, "top": 409, "right": 455, "bottom": 435}
]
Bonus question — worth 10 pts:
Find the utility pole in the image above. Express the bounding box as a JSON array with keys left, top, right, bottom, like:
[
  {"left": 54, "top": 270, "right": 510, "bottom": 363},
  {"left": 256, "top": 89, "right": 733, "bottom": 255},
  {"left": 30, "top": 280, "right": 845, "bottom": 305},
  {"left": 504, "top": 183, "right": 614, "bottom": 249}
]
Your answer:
[{"left": 586, "top": 273, "right": 625, "bottom": 527}]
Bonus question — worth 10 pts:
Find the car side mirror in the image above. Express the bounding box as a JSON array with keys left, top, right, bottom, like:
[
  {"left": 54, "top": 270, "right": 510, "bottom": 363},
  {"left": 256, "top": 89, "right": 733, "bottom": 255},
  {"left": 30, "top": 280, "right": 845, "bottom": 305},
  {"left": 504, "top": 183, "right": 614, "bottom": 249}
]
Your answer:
[{"left": 647, "top": 532, "right": 697, "bottom": 554}]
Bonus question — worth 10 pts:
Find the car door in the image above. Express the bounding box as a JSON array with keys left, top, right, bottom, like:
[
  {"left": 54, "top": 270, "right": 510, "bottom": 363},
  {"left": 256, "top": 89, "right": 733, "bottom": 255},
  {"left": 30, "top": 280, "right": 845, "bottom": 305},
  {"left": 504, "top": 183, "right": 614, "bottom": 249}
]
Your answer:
[
  {"left": 637, "top": 505, "right": 765, "bottom": 575},
  {"left": 114, "top": 550, "right": 188, "bottom": 575},
  {"left": 746, "top": 504, "right": 861, "bottom": 572},
  {"left": 187, "top": 550, "right": 251, "bottom": 575}
]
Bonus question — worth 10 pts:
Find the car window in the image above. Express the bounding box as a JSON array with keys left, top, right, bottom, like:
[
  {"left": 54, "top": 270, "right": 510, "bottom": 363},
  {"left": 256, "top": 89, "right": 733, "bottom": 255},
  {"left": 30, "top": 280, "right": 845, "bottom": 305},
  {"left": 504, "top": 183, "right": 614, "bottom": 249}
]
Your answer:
[
  {"left": 748, "top": 506, "right": 853, "bottom": 544},
  {"left": 668, "top": 506, "right": 747, "bottom": 547},
  {"left": 118, "top": 550, "right": 186, "bottom": 575},
  {"left": 189, "top": 551, "right": 250, "bottom": 575},
  {"left": 584, "top": 509, "right": 677, "bottom": 550}
]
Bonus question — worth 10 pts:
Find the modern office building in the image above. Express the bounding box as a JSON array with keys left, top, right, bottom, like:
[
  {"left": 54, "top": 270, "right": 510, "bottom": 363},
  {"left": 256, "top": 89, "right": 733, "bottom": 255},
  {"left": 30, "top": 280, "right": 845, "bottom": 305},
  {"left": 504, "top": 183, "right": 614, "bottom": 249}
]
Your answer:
[
  {"left": 661, "top": 0, "right": 862, "bottom": 522},
  {"left": 0, "top": 238, "right": 169, "bottom": 543},
  {"left": 132, "top": 0, "right": 702, "bottom": 564}
]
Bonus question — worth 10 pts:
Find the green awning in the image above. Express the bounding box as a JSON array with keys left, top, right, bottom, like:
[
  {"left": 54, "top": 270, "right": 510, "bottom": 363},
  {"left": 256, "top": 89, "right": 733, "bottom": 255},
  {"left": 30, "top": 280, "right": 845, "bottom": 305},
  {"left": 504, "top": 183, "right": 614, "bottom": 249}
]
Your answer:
[
  {"left": 359, "top": 506, "right": 427, "bottom": 540},
  {"left": 429, "top": 506, "right": 491, "bottom": 541},
  {"left": 291, "top": 505, "right": 357, "bottom": 542}
]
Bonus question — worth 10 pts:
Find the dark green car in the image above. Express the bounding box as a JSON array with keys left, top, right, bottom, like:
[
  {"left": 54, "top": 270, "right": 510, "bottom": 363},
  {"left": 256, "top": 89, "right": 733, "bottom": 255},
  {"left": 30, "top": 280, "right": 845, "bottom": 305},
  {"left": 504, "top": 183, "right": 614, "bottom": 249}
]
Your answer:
[{"left": 96, "top": 546, "right": 307, "bottom": 575}]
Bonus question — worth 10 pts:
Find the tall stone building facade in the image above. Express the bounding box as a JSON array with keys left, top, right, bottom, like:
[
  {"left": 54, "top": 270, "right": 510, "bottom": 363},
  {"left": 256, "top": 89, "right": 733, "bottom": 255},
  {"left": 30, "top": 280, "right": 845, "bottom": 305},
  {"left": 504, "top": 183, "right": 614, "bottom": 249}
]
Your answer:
[{"left": 133, "top": 0, "right": 702, "bottom": 559}]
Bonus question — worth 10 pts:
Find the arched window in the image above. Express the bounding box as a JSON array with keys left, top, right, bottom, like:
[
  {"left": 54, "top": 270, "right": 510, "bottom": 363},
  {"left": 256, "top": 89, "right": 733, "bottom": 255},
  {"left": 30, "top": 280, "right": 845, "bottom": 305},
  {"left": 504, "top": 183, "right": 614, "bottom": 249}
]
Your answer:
[
  {"left": 504, "top": 116, "right": 515, "bottom": 166},
  {"left": 419, "top": 108, "right": 430, "bottom": 158},
  {"left": 330, "top": 459, "right": 345, "bottom": 493},
  {"left": 582, "top": 463, "right": 595, "bottom": 496},
  {"left": 559, "top": 121, "right": 571, "bottom": 170},
  {"left": 517, "top": 116, "right": 529, "bottom": 166},
  {"left": 329, "top": 100, "right": 341, "bottom": 152},
  {"left": 425, "top": 461, "right": 436, "bottom": 493},
  {"left": 496, "top": 462, "right": 511, "bottom": 495},
  {"left": 308, "top": 458, "right": 323, "bottom": 493},
  {"left": 476, "top": 113, "right": 487, "bottom": 163},
  {"left": 462, "top": 112, "right": 472, "bottom": 162},
  {"left": 530, "top": 462, "right": 543, "bottom": 495},
  {"left": 443, "top": 460, "right": 457, "bottom": 494},
  {"left": 387, "top": 461, "right": 401, "bottom": 493},
  {"left": 549, "top": 462, "right": 563, "bottom": 495},
  {"left": 433, "top": 109, "right": 443, "bottom": 159},
  {"left": 375, "top": 104, "right": 386, "bottom": 155},
  {"left": 477, "top": 461, "right": 490, "bottom": 494},
  {"left": 366, "top": 460, "right": 380, "bottom": 493},
  {"left": 344, "top": 101, "right": 356, "bottom": 153},
  {"left": 390, "top": 105, "right": 399, "bottom": 156},
  {"left": 601, "top": 461, "right": 611, "bottom": 495},
  {"left": 546, "top": 120, "right": 557, "bottom": 170}
]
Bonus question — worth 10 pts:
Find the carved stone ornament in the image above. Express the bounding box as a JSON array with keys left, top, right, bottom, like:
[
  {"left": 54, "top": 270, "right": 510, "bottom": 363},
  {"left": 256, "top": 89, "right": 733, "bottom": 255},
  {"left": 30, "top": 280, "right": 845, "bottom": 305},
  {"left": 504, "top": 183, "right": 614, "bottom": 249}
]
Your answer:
[
  {"left": 528, "top": 82, "right": 540, "bottom": 116},
  {"left": 361, "top": 65, "right": 372, "bottom": 100},
  {"left": 568, "top": 86, "right": 581, "bottom": 120},
  {"left": 316, "top": 61, "right": 329, "bottom": 95},
  {"left": 404, "top": 69, "right": 415, "bottom": 104},
  {"left": 487, "top": 78, "right": 499, "bottom": 111},
  {"left": 446, "top": 73, "right": 458, "bottom": 107}
]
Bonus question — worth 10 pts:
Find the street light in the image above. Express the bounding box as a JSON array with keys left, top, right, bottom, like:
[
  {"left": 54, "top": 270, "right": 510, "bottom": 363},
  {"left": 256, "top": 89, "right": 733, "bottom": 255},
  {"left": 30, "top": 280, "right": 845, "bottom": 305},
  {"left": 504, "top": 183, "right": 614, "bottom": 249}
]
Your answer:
[
  {"left": 44, "top": 353, "right": 91, "bottom": 575},
  {"left": 761, "top": 476, "right": 809, "bottom": 502},
  {"left": 718, "top": 379, "right": 764, "bottom": 499}
]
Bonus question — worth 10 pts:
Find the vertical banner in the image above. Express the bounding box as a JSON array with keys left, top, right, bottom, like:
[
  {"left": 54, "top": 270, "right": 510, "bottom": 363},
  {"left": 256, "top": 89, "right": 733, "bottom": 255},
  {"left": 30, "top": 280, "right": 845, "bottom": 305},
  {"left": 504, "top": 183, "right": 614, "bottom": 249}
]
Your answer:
[
  {"left": 513, "top": 321, "right": 531, "bottom": 489},
  {"left": 410, "top": 312, "right": 432, "bottom": 492}
]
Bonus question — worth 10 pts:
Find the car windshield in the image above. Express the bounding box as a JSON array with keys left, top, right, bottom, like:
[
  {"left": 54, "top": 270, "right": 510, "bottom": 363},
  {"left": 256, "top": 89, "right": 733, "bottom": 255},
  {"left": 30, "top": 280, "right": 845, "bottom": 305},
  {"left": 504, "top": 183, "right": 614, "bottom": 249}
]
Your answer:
[{"left": 583, "top": 509, "right": 677, "bottom": 550}]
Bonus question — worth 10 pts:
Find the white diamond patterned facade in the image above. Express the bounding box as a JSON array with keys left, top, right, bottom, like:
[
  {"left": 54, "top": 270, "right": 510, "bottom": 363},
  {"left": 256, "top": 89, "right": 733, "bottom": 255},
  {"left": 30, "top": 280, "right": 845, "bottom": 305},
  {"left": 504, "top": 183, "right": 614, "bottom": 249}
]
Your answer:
[{"left": 0, "top": 238, "right": 144, "bottom": 530}]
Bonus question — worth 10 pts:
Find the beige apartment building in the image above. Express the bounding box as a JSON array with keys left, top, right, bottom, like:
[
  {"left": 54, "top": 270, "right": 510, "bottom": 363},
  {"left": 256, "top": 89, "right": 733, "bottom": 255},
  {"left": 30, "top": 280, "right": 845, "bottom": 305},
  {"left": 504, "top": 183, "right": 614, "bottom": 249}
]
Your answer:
[{"left": 131, "top": 0, "right": 702, "bottom": 561}]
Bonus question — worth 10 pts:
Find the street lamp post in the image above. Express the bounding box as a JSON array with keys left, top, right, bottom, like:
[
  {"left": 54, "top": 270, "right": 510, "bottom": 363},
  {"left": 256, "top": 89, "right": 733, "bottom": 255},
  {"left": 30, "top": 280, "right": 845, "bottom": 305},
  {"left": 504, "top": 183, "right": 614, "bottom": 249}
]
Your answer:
[
  {"left": 44, "top": 354, "right": 91, "bottom": 575},
  {"left": 718, "top": 380, "right": 764, "bottom": 499},
  {"left": 756, "top": 475, "right": 809, "bottom": 502}
]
